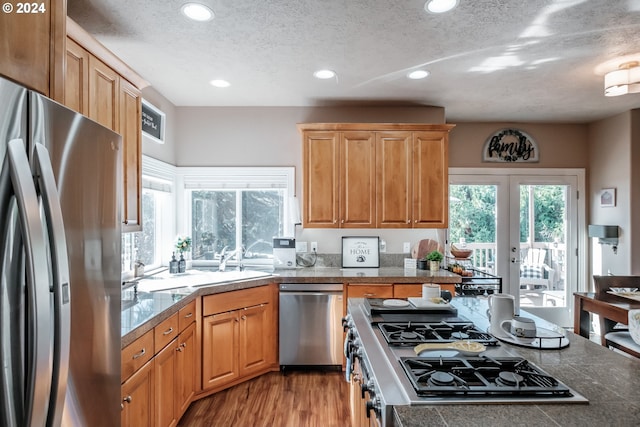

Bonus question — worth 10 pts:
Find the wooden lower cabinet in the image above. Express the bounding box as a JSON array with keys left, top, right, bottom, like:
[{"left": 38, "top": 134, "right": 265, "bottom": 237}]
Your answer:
[
  {"left": 176, "top": 322, "right": 197, "bottom": 417},
  {"left": 202, "top": 310, "right": 240, "bottom": 389},
  {"left": 393, "top": 283, "right": 456, "bottom": 298},
  {"left": 155, "top": 338, "right": 178, "bottom": 427},
  {"left": 156, "top": 322, "right": 197, "bottom": 427},
  {"left": 347, "top": 284, "right": 394, "bottom": 299},
  {"left": 202, "top": 303, "right": 272, "bottom": 390},
  {"left": 121, "top": 359, "right": 155, "bottom": 427},
  {"left": 201, "top": 286, "right": 276, "bottom": 393}
]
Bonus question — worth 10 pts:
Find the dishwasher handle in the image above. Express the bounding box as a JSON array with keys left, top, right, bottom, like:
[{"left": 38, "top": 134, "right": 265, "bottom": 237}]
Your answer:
[{"left": 279, "top": 283, "right": 343, "bottom": 292}]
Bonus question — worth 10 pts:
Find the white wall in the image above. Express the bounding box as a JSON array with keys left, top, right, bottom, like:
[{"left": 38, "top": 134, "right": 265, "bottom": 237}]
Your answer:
[
  {"left": 588, "top": 112, "right": 632, "bottom": 276},
  {"left": 140, "top": 86, "right": 178, "bottom": 164}
]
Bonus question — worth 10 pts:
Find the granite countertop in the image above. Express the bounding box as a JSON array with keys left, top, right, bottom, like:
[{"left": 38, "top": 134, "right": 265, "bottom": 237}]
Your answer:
[
  {"left": 121, "top": 266, "right": 460, "bottom": 347},
  {"left": 393, "top": 297, "right": 640, "bottom": 427}
]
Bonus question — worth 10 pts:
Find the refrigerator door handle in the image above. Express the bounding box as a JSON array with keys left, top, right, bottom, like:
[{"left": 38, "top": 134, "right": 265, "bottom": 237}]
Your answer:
[
  {"left": 32, "top": 143, "right": 71, "bottom": 427},
  {"left": 0, "top": 139, "right": 53, "bottom": 427}
]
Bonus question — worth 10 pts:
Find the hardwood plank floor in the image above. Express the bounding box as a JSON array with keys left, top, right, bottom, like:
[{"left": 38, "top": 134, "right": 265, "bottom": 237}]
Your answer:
[{"left": 178, "top": 371, "right": 351, "bottom": 427}]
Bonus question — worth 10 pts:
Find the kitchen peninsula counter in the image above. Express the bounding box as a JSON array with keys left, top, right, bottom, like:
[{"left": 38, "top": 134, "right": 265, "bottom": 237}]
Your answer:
[
  {"left": 392, "top": 297, "right": 640, "bottom": 427},
  {"left": 121, "top": 267, "right": 460, "bottom": 347}
]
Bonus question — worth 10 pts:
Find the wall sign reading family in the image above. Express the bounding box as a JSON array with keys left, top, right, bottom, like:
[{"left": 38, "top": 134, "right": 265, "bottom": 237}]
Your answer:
[
  {"left": 342, "top": 236, "right": 380, "bottom": 268},
  {"left": 482, "top": 128, "right": 539, "bottom": 162}
]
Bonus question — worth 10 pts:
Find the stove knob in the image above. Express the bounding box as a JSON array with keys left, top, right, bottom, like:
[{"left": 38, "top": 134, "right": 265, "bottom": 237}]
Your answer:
[
  {"left": 361, "top": 378, "right": 375, "bottom": 398},
  {"left": 366, "top": 397, "right": 381, "bottom": 418}
]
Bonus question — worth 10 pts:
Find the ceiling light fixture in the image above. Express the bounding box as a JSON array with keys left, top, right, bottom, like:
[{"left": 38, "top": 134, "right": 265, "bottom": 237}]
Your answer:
[
  {"left": 604, "top": 61, "right": 640, "bottom": 96},
  {"left": 313, "top": 69, "right": 336, "bottom": 79},
  {"left": 181, "top": 3, "right": 214, "bottom": 22},
  {"left": 210, "top": 79, "right": 230, "bottom": 88},
  {"left": 424, "top": 0, "right": 459, "bottom": 14},
  {"left": 407, "top": 70, "right": 430, "bottom": 79}
]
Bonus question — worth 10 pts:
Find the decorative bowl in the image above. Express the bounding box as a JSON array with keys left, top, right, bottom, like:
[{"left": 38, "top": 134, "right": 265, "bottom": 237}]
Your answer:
[{"left": 450, "top": 249, "right": 472, "bottom": 259}]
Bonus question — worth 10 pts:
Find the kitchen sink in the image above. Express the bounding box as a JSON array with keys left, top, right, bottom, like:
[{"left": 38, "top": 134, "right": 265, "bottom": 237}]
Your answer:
[{"left": 135, "top": 269, "right": 273, "bottom": 292}]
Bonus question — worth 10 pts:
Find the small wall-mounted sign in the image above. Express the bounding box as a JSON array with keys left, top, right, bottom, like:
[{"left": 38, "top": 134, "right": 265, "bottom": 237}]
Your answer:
[
  {"left": 342, "top": 236, "right": 380, "bottom": 268},
  {"left": 482, "top": 128, "right": 538, "bottom": 162},
  {"left": 142, "top": 99, "right": 165, "bottom": 144}
]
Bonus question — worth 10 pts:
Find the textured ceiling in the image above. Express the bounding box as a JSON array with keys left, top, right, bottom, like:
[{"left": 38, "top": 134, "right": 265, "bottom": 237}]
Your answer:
[{"left": 68, "top": 0, "right": 640, "bottom": 123}]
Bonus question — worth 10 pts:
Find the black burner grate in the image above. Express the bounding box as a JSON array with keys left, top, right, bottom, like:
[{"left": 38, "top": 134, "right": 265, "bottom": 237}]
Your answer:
[
  {"left": 400, "top": 356, "right": 573, "bottom": 397},
  {"left": 378, "top": 321, "right": 498, "bottom": 346}
]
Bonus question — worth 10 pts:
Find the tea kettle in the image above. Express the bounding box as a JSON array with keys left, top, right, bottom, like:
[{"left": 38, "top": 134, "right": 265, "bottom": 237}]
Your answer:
[{"left": 486, "top": 293, "right": 515, "bottom": 338}]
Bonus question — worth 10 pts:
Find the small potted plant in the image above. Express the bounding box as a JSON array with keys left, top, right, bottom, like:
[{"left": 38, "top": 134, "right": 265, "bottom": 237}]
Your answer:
[{"left": 425, "top": 250, "right": 444, "bottom": 272}]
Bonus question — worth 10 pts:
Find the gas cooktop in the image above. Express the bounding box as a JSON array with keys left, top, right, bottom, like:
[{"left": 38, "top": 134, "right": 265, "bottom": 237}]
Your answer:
[
  {"left": 378, "top": 321, "right": 498, "bottom": 346},
  {"left": 400, "top": 356, "right": 573, "bottom": 398}
]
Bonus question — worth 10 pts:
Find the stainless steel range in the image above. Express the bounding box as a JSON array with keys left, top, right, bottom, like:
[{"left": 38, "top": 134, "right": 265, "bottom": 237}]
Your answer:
[{"left": 344, "top": 298, "right": 588, "bottom": 427}]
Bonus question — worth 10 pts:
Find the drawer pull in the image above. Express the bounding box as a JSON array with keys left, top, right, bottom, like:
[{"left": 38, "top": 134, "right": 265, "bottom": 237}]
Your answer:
[
  {"left": 131, "top": 348, "right": 146, "bottom": 359},
  {"left": 184, "top": 312, "right": 193, "bottom": 318},
  {"left": 163, "top": 327, "right": 174, "bottom": 335},
  {"left": 123, "top": 395, "right": 132, "bottom": 403},
  {"left": 241, "top": 315, "right": 247, "bottom": 320},
  {"left": 176, "top": 346, "right": 183, "bottom": 352}
]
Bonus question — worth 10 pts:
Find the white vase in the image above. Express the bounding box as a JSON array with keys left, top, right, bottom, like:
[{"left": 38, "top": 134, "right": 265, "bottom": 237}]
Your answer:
[{"left": 429, "top": 261, "right": 440, "bottom": 272}]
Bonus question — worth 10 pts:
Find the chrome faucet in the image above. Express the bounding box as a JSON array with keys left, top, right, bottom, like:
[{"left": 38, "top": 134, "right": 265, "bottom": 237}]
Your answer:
[{"left": 218, "top": 246, "right": 242, "bottom": 271}]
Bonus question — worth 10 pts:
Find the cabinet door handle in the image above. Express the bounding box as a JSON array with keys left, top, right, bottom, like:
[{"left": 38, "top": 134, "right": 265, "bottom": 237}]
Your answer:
[
  {"left": 163, "top": 327, "right": 174, "bottom": 335},
  {"left": 132, "top": 348, "right": 146, "bottom": 359},
  {"left": 241, "top": 315, "right": 247, "bottom": 320},
  {"left": 123, "top": 395, "right": 132, "bottom": 403},
  {"left": 176, "top": 346, "right": 183, "bottom": 352},
  {"left": 184, "top": 312, "right": 193, "bottom": 318}
]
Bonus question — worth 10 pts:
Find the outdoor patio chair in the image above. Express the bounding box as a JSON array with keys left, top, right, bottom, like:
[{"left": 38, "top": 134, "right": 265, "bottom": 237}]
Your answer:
[{"left": 519, "top": 248, "right": 554, "bottom": 290}]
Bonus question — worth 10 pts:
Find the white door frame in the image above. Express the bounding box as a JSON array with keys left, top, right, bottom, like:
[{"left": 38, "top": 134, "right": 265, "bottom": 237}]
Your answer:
[{"left": 450, "top": 168, "right": 586, "bottom": 326}]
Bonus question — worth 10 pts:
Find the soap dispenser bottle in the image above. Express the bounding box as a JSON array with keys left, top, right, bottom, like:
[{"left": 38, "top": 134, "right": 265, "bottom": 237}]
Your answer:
[{"left": 169, "top": 252, "right": 178, "bottom": 274}]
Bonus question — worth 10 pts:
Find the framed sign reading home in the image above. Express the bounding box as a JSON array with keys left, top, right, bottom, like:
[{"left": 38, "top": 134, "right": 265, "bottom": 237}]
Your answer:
[
  {"left": 342, "top": 236, "right": 380, "bottom": 268},
  {"left": 142, "top": 99, "right": 165, "bottom": 144}
]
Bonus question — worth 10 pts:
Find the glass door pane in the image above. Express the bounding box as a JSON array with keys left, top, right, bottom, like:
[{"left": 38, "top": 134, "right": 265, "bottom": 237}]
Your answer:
[{"left": 509, "top": 176, "right": 577, "bottom": 327}]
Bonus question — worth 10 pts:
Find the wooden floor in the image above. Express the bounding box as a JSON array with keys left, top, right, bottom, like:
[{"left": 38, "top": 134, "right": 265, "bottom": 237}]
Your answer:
[{"left": 177, "top": 370, "right": 350, "bottom": 427}]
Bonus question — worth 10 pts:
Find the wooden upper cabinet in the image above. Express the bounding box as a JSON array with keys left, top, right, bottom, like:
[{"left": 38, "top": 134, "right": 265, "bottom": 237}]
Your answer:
[
  {"left": 412, "top": 131, "right": 449, "bottom": 228},
  {"left": 376, "top": 131, "right": 412, "bottom": 228},
  {"left": 299, "top": 123, "right": 454, "bottom": 229},
  {"left": 340, "top": 132, "right": 376, "bottom": 228},
  {"left": 64, "top": 38, "right": 89, "bottom": 115},
  {"left": 88, "top": 55, "right": 119, "bottom": 130},
  {"left": 0, "top": 0, "right": 65, "bottom": 100},
  {"left": 302, "top": 131, "right": 339, "bottom": 227},
  {"left": 65, "top": 19, "right": 148, "bottom": 232},
  {"left": 119, "top": 79, "right": 142, "bottom": 231}
]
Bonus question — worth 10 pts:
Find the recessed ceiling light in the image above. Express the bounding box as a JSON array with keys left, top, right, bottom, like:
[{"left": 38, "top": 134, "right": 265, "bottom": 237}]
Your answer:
[
  {"left": 313, "top": 69, "right": 336, "bottom": 79},
  {"left": 408, "top": 70, "right": 430, "bottom": 79},
  {"left": 210, "top": 79, "right": 230, "bottom": 88},
  {"left": 181, "top": 3, "right": 214, "bottom": 22},
  {"left": 424, "top": 0, "right": 458, "bottom": 14}
]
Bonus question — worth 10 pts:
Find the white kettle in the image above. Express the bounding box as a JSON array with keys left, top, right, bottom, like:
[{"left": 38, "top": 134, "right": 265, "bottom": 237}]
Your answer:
[{"left": 486, "top": 293, "right": 515, "bottom": 338}]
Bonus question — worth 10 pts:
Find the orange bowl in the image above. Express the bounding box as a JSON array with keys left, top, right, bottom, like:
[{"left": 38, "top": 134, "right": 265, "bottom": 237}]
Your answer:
[{"left": 450, "top": 249, "right": 472, "bottom": 259}]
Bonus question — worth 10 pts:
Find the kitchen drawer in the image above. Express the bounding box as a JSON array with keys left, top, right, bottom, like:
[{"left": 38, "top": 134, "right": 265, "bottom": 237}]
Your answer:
[
  {"left": 178, "top": 299, "right": 196, "bottom": 332},
  {"left": 347, "top": 284, "right": 393, "bottom": 299},
  {"left": 393, "top": 284, "right": 423, "bottom": 299},
  {"left": 121, "top": 329, "right": 154, "bottom": 383},
  {"left": 203, "top": 285, "right": 271, "bottom": 317},
  {"left": 154, "top": 313, "right": 179, "bottom": 354}
]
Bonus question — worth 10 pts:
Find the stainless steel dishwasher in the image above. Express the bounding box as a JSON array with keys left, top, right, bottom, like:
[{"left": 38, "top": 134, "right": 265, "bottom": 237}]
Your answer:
[{"left": 279, "top": 283, "right": 343, "bottom": 367}]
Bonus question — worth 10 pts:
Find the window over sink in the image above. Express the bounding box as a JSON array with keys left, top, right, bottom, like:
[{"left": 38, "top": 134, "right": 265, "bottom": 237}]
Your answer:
[{"left": 121, "top": 159, "right": 295, "bottom": 276}]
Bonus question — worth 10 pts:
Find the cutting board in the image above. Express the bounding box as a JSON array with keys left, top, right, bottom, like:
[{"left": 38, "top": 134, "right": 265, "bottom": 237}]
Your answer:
[{"left": 411, "top": 239, "right": 443, "bottom": 259}]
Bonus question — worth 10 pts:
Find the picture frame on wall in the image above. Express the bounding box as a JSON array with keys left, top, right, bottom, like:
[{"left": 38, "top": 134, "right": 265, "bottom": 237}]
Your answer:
[
  {"left": 141, "top": 99, "right": 166, "bottom": 144},
  {"left": 600, "top": 188, "right": 616, "bottom": 207},
  {"left": 342, "top": 236, "right": 380, "bottom": 268}
]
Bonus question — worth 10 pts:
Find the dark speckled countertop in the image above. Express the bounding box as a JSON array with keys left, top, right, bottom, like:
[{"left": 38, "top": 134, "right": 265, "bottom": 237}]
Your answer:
[
  {"left": 121, "top": 267, "right": 460, "bottom": 348},
  {"left": 392, "top": 297, "right": 640, "bottom": 427}
]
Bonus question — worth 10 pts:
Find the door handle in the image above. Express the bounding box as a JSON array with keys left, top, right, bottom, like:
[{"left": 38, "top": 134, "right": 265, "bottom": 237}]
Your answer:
[
  {"left": 0, "top": 139, "right": 51, "bottom": 427},
  {"left": 33, "top": 142, "right": 71, "bottom": 427},
  {"left": 511, "top": 258, "right": 521, "bottom": 263}
]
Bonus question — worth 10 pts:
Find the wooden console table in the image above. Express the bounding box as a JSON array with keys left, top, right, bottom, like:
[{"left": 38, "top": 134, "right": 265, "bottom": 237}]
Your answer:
[{"left": 574, "top": 292, "right": 640, "bottom": 345}]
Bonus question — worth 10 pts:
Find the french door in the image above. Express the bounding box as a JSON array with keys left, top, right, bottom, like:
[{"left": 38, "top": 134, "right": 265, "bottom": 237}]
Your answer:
[{"left": 449, "top": 169, "right": 585, "bottom": 327}]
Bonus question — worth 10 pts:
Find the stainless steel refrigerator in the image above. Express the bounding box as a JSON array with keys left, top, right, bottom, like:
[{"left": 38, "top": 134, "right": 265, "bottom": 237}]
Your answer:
[{"left": 0, "top": 76, "right": 122, "bottom": 426}]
